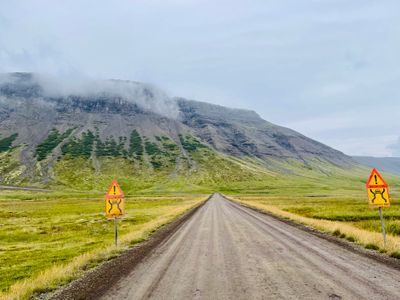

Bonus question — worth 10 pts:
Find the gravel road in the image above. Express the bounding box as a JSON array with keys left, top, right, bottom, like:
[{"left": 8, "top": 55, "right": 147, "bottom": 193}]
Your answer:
[{"left": 100, "top": 194, "right": 400, "bottom": 300}]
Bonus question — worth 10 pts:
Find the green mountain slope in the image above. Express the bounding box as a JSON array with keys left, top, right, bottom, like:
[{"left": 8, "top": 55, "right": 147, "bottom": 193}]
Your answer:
[{"left": 0, "top": 72, "right": 371, "bottom": 193}]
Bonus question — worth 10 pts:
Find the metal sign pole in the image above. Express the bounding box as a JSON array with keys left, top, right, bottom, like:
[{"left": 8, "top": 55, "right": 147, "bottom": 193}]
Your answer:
[
  {"left": 114, "top": 217, "right": 118, "bottom": 247},
  {"left": 378, "top": 207, "right": 386, "bottom": 248},
  {"left": 106, "top": 180, "right": 124, "bottom": 247}
]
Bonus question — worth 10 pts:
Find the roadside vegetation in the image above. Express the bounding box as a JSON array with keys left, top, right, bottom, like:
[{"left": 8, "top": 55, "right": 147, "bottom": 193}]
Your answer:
[
  {"left": 2, "top": 129, "right": 400, "bottom": 299},
  {"left": 230, "top": 183, "right": 400, "bottom": 257},
  {"left": 0, "top": 191, "right": 206, "bottom": 300}
]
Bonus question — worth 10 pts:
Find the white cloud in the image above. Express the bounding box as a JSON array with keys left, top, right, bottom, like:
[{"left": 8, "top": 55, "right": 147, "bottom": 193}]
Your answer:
[
  {"left": 0, "top": 73, "right": 180, "bottom": 119},
  {"left": 0, "top": 0, "right": 399, "bottom": 156}
]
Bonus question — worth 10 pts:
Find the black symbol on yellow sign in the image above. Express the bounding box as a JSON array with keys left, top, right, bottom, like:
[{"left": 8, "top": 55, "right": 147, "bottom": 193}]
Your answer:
[
  {"left": 108, "top": 198, "right": 123, "bottom": 214},
  {"left": 369, "top": 188, "right": 388, "bottom": 204}
]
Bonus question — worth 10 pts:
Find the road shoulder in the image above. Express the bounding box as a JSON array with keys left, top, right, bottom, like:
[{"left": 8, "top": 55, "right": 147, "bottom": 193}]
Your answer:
[
  {"left": 225, "top": 194, "right": 400, "bottom": 271},
  {"left": 43, "top": 196, "right": 211, "bottom": 300}
]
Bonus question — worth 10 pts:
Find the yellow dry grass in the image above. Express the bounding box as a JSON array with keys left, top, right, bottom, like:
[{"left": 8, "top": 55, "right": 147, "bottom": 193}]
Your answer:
[
  {"left": 0, "top": 197, "right": 206, "bottom": 300},
  {"left": 230, "top": 197, "right": 400, "bottom": 254}
]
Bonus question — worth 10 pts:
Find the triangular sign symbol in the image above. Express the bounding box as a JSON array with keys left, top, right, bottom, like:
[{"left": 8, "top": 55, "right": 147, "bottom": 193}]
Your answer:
[
  {"left": 106, "top": 179, "right": 124, "bottom": 198},
  {"left": 366, "top": 168, "right": 388, "bottom": 188}
]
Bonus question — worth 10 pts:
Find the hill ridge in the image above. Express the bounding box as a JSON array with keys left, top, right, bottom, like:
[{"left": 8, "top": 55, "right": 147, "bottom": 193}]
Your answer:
[{"left": 0, "top": 72, "right": 357, "bottom": 191}]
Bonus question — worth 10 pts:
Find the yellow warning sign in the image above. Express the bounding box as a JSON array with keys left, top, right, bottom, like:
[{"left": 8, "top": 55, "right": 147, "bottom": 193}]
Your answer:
[
  {"left": 366, "top": 169, "right": 390, "bottom": 208},
  {"left": 366, "top": 168, "right": 387, "bottom": 188},
  {"left": 106, "top": 197, "right": 124, "bottom": 218},
  {"left": 105, "top": 179, "right": 125, "bottom": 218},
  {"left": 106, "top": 179, "right": 124, "bottom": 198},
  {"left": 367, "top": 188, "right": 390, "bottom": 208}
]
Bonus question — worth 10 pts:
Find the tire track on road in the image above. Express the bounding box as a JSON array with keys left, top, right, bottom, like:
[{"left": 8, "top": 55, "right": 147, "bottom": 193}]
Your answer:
[{"left": 100, "top": 194, "right": 400, "bottom": 300}]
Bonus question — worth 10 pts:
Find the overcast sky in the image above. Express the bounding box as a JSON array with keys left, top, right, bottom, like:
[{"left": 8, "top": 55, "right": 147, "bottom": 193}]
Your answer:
[{"left": 1, "top": 0, "right": 399, "bottom": 157}]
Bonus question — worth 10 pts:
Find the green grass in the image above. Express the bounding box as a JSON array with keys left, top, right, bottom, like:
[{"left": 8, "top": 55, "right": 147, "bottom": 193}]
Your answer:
[
  {"left": 2, "top": 130, "right": 392, "bottom": 196},
  {"left": 50, "top": 140, "right": 400, "bottom": 197},
  {"left": 0, "top": 191, "right": 205, "bottom": 295},
  {"left": 233, "top": 184, "right": 400, "bottom": 235},
  {"left": 0, "top": 147, "right": 26, "bottom": 185},
  {"left": 1, "top": 138, "right": 400, "bottom": 298},
  {"left": 232, "top": 178, "right": 400, "bottom": 254}
]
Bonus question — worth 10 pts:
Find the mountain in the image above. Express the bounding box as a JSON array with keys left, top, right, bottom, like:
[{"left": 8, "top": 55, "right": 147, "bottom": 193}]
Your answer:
[
  {"left": 0, "top": 72, "right": 358, "bottom": 192},
  {"left": 353, "top": 156, "right": 400, "bottom": 176},
  {"left": 178, "top": 99, "right": 351, "bottom": 165}
]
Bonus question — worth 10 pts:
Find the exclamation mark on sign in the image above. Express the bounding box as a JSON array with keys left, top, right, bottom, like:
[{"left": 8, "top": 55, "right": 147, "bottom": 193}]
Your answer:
[
  {"left": 374, "top": 175, "right": 378, "bottom": 185},
  {"left": 113, "top": 186, "right": 116, "bottom": 195}
]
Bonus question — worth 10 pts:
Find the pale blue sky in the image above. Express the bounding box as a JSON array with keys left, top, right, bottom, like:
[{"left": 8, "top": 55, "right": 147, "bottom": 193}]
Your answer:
[{"left": 1, "top": 0, "right": 399, "bottom": 156}]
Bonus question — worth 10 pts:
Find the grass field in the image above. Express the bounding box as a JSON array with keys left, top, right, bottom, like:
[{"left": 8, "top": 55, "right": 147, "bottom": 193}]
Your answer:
[
  {"left": 1, "top": 154, "right": 399, "bottom": 300},
  {"left": 231, "top": 181, "right": 400, "bottom": 256},
  {"left": 0, "top": 191, "right": 206, "bottom": 300}
]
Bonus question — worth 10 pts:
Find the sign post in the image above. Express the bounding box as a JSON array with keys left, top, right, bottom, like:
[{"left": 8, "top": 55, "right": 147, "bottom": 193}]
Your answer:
[
  {"left": 105, "top": 179, "right": 125, "bottom": 247},
  {"left": 378, "top": 207, "right": 386, "bottom": 247},
  {"left": 114, "top": 217, "right": 118, "bottom": 247},
  {"left": 366, "top": 168, "right": 390, "bottom": 248}
]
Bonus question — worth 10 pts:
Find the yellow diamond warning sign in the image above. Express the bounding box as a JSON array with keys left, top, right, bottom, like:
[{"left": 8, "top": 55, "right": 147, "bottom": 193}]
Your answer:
[
  {"left": 105, "top": 179, "right": 125, "bottom": 218},
  {"left": 366, "top": 169, "right": 390, "bottom": 208}
]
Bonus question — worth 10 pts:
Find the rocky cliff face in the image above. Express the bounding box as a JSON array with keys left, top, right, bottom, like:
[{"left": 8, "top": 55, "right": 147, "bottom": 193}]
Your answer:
[
  {"left": 0, "top": 72, "right": 355, "bottom": 189},
  {"left": 177, "top": 99, "right": 351, "bottom": 165}
]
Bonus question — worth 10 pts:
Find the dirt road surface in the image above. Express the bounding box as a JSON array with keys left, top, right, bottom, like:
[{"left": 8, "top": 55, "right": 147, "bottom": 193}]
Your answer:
[{"left": 100, "top": 194, "right": 400, "bottom": 299}]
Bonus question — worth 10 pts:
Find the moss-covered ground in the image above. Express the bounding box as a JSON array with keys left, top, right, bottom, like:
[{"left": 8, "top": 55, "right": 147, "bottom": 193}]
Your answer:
[
  {"left": 0, "top": 192, "right": 206, "bottom": 299},
  {"left": 231, "top": 178, "right": 400, "bottom": 257},
  {"left": 1, "top": 130, "right": 400, "bottom": 299}
]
